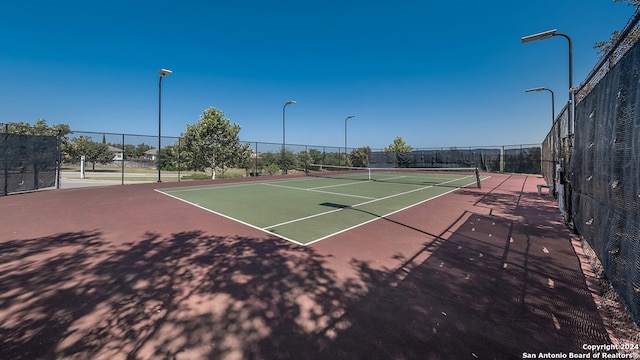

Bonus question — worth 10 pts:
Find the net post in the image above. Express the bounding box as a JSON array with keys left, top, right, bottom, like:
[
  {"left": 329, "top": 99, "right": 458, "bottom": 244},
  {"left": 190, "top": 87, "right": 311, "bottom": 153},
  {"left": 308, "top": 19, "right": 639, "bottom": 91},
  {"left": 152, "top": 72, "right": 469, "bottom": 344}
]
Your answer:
[{"left": 475, "top": 168, "right": 481, "bottom": 189}]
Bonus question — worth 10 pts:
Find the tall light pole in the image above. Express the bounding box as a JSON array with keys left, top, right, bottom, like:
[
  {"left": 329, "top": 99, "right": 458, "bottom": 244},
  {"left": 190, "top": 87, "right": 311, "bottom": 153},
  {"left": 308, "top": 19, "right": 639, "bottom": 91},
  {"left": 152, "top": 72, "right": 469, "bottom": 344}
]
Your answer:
[
  {"left": 344, "top": 115, "right": 355, "bottom": 165},
  {"left": 157, "top": 68, "right": 172, "bottom": 182},
  {"left": 525, "top": 87, "right": 555, "bottom": 125},
  {"left": 522, "top": 29, "right": 573, "bottom": 136},
  {"left": 282, "top": 100, "right": 296, "bottom": 174},
  {"left": 526, "top": 87, "right": 557, "bottom": 193}
]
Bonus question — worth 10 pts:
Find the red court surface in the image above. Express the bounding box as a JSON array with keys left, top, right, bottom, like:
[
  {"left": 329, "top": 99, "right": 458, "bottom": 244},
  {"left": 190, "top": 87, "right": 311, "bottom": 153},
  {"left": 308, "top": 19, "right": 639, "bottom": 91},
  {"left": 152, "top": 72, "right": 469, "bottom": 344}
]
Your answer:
[{"left": 0, "top": 174, "right": 616, "bottom": 359}]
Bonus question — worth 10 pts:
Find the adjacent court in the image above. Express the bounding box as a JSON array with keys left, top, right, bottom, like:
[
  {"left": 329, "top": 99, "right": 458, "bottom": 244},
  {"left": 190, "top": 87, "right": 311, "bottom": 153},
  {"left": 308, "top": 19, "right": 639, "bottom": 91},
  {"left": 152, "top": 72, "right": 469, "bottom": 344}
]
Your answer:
[{"left": 157, "top": 167, "right": 483, "bottom": 245}]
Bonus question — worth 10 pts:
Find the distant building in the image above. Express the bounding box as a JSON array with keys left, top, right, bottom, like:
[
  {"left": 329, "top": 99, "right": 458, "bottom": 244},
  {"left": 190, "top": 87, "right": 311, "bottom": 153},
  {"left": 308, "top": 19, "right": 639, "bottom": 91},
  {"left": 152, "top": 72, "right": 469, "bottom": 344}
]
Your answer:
[
  {"left": 108, "top": 146, "right": 124, "bottom": 161},
  {"left": 144, "top": 148, "right": 158, "bottom": 161}
]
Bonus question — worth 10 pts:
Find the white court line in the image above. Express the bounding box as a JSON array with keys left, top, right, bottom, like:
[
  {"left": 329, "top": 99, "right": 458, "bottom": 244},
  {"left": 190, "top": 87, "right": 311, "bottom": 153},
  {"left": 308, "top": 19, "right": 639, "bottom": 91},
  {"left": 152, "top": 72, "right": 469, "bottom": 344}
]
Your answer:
[
  {"left": 154, "top": 188, "right": 306, "bottom": 246},
  {"left": 304, "top": 176, "right": 488, "bottom": 246},
  {"left": 308, "top": 180, "right": 369, "bottom": 190},
  {"left": 304, "top": 186, "right": 463, "bottom": 246},
  {"left": 263, "top": 175, "right": 473, "bottom": 230},
  {"left": 156, "top": 174, "right": 485, "bottom": 246},
  {"left": 162, "top": 176, "right": 319, "bottom": 193},
  {"left": 261, "top": 182, "right": 377, "bottom": 200}
]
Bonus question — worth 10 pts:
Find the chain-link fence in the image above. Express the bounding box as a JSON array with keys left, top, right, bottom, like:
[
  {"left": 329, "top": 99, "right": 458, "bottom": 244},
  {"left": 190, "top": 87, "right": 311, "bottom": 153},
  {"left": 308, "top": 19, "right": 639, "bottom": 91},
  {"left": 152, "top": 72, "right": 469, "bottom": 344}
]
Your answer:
[
  {"left": 58, "top": 132, "right": 349, "bottom": 181},
  {"left": 541, "top": 8, "right": 640, "bottom": 326},
  {"left": 368, "top": 145, "right": 541, "bottom": 174},
  {"left": 2, "top": 124, "right": 544, "bottom": 192}
]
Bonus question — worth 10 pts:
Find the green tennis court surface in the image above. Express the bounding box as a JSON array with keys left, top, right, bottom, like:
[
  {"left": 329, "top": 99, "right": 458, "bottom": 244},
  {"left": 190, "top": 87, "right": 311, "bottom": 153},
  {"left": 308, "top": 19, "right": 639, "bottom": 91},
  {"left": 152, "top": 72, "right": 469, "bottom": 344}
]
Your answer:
[{"left": 157, "top": 169, "right": 483, "bottom": 246}]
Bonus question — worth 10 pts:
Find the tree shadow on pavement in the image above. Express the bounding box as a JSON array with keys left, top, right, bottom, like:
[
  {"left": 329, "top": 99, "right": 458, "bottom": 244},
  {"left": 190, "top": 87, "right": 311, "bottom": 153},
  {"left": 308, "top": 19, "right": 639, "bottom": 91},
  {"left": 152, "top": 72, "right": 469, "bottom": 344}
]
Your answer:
[
  {"left": 0, "top": 230, "right": 366, "bottom": 359},
  {"left": 0, "top": 205, "right": 611, "bottom": 359}
]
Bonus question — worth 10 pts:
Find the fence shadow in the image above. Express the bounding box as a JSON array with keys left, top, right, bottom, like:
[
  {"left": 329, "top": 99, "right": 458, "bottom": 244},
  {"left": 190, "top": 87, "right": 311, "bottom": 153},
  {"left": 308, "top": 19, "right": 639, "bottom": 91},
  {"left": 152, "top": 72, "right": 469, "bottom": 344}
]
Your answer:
[{"left": 311, "top": 210, "right": 610, "bottom": 359}]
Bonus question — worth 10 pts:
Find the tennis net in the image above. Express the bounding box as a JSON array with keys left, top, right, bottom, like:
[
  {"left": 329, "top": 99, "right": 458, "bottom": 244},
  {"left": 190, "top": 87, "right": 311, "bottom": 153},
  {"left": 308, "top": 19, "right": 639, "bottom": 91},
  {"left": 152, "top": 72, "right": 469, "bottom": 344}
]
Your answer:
[{"left": 305, "top": 164, "right": 481, "bottom": 189}]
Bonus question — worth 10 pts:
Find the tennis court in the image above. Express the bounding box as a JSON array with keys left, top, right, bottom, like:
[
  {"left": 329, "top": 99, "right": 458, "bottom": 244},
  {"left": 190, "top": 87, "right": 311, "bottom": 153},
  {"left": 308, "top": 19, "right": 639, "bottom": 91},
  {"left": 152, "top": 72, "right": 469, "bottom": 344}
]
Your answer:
[{"left": 157, "top": 166, "right": 483, "bottom": 245}]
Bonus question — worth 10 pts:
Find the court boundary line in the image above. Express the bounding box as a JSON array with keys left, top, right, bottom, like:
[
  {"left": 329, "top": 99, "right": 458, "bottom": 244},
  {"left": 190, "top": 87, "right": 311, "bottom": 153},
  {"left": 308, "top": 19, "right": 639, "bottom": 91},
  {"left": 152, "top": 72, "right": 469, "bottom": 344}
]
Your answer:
[
  {"left": 154, "top": 189, "right": 306, "bottom": 246},
  {"left": 304, "top": 186, "right": 462, "bottom": 246},
  {"left": 304, "top": 175, "right": 489, "bottom": 246},
  {"left": 261, "top": 182, "right": 377, "bottom": 200},
  {"left": 162, "top": 176, "right": 317, "bottom": 193},
  {"left": 156, "top": 174, "right": 484, "bottom": 246},
  {"left": 262, "top": 175, "right": 474, "bottom": 232}
]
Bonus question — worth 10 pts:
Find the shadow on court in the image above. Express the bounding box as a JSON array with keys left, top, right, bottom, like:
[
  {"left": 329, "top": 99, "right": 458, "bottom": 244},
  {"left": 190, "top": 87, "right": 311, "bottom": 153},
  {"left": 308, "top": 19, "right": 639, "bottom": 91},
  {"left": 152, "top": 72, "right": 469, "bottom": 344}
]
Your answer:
[
  {"left": 0, "top": 229, "right": 367, "bottom": 359},
  {"left": 0, "top": 175, "right": 612, "bottom": 359}
]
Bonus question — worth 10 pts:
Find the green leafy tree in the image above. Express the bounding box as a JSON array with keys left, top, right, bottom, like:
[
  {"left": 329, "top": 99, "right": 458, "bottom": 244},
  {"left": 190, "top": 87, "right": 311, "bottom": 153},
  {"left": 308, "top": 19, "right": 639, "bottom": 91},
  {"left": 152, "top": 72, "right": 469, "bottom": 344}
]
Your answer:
[
  {"left": 3, "top": 119, "right": 73, "bottom": 160},
  {"left": 323, "top": 151, "right": 343, "bottom": 166},
  {"left": 3, "top": 119, "right": 70, "bottom": 137},
  {"left": 134, "top": 143, "right": 153, "bottom": 158},
  {"left": 384, "top": 136, "right": 413, "bottom": 168},
  {"left": 349, "top": 146, "right": 371, "bottom": 167},
  {"left": 308, "top": 149, "right": 323, "bottom": 164},
  {"left": 297, "top": 151, "right": 312, "bottom": 170},
  {"left": 258, "top": 152, "right": 278, "bottom": 174},
  {"left": 280, "top": 149, "right": 300, "bottom": 173},
  {"left": 179, "top": 107, "right": 250, "bottom": 178},
  {"left": 257, "top": 152, "right": 281, "bottom": 175},
  {"left": 69, "top": 136, "right": 114, "bottom": 171}
]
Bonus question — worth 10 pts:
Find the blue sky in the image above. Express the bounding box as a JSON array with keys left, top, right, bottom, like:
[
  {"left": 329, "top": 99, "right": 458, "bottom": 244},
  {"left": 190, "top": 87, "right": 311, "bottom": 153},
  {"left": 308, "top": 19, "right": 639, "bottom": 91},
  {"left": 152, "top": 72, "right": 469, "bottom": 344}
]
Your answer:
[{"left": 0, "top": 1, "right": 636, "bottom": 150}]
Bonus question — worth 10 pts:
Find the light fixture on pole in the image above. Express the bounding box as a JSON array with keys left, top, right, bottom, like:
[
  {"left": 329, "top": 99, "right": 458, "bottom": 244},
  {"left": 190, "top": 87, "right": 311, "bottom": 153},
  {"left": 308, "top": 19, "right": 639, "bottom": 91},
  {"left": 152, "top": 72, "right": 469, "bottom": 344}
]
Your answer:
[
  {"left": 282, "top": 100, "right": 296, "bottom": 175},
  {"left": 522, "top": 29, "right": 573, "bottom": 136},
  {"left": 157, "top": 68, "right": 172, "bottom": 182},
  {"left": 525, "top": 87, "right": 555, "bottom": 125},
  {"left": 344, "top": 115, "right": 356, "bottom": 165}
]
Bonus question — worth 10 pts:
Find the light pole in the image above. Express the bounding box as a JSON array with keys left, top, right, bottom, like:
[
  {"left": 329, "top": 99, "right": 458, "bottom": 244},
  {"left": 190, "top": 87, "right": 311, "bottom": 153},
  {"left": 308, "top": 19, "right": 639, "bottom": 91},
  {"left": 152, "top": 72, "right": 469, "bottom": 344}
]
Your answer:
[
  {"left": 525, "top": 87, "right": 555, "bottom": 125},
  {"left": 282, "top": 100, "right": 296, "bottom": 174},
  {"left": 522, "top": 29, "right": 573, "bottom": 136},
  {"left": 157, "top": 68, "right": 172, "bottom": 182},
  {"left": 344, "top": 115, "right": 355, "bottom": 165},
  {"left": 526, "top": 87, "right": 557, "bottom": 192}
]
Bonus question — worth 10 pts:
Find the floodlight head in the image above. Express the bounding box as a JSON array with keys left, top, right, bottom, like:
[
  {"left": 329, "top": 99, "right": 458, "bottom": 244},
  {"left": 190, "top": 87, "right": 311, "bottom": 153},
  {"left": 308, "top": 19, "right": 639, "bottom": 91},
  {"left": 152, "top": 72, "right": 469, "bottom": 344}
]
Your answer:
[
  {"left": 521, "top": 29, "right": 557, "bottom": 44},
  {"left": 158, "top": 68, "right": 173, "bottom": 77},
  {"left": 346, "top": 115, "right": 356, "bottom": 120},
  {"left": 525, "top": 87, "right": 546, "bottom": 93},
  {"left": 285, "top": 100, "right": 296, "bottom": 105}
]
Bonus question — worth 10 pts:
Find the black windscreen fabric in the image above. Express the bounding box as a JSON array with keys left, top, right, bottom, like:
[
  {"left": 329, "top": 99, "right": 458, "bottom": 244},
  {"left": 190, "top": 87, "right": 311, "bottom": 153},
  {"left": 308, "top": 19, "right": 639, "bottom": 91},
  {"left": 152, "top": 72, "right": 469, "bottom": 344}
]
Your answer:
[
  {"left": 570, "top": 40, "right": 640, "bottom": 325},
  {"left": 1, "top": 133, "right": 58, "bottom": 195}
]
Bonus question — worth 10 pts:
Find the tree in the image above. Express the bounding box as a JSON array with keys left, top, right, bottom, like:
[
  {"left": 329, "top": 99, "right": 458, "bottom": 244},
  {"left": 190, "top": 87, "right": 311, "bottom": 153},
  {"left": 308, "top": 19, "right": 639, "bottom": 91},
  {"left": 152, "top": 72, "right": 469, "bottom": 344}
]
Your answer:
[
  {"left": 349, "top": 146, "right": 371, "bottom": 167},
  {"left": 281, "top": 149, "right": 300, "bottom": 171},
  {"left": 614, "top": 0, "right": 640, "bottom": 5},
  {"left": 134, "top": 143, "right": 153, "bottom": 158},
  {"left": 297, "top": 151, "right": 312, "bottom": 171},
  {"left": 594, "top": 1, "right": 640, "bottom": 57},
  {"left": 258, "top": 152, "right": 280, "bottom": 175},
  {"left": 3, "top": 119, "right": 70, "bottom": 137},
  {"left": 3, "top": 119, "right": 73, "bottom": 160},
  {"left": 384, "top": 136, "right": 413, "bottom": 167},
  {"left": 68, "top": 136, "right": 114, "bottom": 171},
  {"left": 308, "top": 149, "right": 324, "bottom": 164},
  {"left": 179, "top": 107, "right": 250, "bottom": 178}
]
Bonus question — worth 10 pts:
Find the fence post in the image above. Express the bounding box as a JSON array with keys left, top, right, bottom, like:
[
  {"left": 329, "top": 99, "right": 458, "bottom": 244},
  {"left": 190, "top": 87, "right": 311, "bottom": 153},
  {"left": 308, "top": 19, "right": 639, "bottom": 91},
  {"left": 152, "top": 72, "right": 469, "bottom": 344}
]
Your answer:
[
  {"left": 2, "top": 129, "right": 7, "bottom": 196},
  {"left": 121, "top": 134, "right": 125, "bottom": 185},
  {"left": 178, "top": 137, "right": 181, "bottom": 182}
]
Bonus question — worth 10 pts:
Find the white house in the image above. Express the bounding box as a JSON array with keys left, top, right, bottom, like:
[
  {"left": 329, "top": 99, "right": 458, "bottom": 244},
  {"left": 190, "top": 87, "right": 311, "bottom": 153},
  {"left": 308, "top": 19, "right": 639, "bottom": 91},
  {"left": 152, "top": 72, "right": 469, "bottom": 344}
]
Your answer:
[
  {"left": 144, "top": 148, "right": 158, "bottom": 161},
  {"left": 108, "top": 146, "right": 124, "bottom": 161}
]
